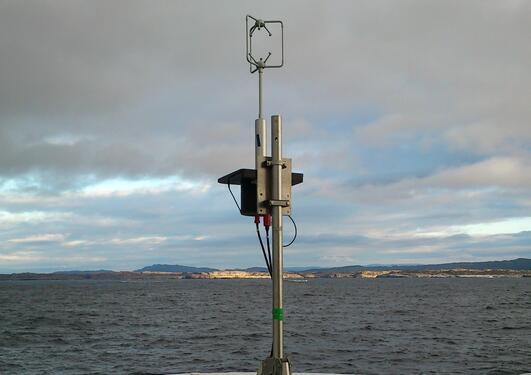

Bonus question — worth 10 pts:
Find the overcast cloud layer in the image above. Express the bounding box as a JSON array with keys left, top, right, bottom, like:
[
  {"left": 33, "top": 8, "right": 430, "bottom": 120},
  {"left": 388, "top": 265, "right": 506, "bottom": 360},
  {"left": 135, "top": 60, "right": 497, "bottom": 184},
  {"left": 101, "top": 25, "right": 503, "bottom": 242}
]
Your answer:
[{"left": 1, "top": 1, "right": 530, "bottom": 272}]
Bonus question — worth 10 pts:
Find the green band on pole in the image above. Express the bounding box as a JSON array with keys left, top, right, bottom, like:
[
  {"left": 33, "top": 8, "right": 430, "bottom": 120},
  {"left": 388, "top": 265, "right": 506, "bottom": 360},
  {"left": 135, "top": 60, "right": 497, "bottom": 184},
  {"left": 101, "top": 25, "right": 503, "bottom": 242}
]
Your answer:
[{"left": 272, "top": 307, "right": 284, "bottom": 321}]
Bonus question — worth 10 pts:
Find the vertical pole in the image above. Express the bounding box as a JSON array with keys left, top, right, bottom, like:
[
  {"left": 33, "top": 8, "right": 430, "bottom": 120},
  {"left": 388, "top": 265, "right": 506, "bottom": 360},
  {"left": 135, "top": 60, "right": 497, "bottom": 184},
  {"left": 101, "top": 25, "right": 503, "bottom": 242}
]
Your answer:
[
  {"left": 255, "top": 67, "right": 266, "bottom": 216},
  {"left": 255, "top": 119, "right": 266, "bottom": 159},
  {"left": 271, "top": 115, "right": 283, "bottom": 359},
  {"left": 255, "top": 116, "right": 266, "bottom": 216},
  {"left": 258, "top": 68, "right": 263, "bottom": 119}
]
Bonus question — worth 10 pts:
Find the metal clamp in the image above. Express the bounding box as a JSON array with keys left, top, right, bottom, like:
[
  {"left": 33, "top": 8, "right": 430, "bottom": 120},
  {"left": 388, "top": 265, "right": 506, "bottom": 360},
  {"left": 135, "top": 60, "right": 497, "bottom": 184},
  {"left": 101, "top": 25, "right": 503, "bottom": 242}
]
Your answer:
[
  {"left": 266, "top": 160, "right": 287, "bottom": 168},
  {"left": 269, "top": 200, "right": 290, "bottom": 207}
]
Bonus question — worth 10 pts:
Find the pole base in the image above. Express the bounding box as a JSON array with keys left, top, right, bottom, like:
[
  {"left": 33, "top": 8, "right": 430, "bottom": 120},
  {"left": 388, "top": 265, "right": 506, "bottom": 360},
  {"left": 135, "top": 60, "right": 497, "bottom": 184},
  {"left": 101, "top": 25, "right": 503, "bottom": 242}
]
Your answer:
[{"left": 257, "top": 357, "right": 292, "bottom": 375}]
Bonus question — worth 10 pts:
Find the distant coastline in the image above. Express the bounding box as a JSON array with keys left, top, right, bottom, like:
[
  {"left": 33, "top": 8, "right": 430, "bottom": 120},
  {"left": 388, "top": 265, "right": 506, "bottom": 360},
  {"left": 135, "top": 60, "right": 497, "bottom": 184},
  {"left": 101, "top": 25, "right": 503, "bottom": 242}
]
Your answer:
[{"left": 1, "top": 258, "right": 530, "bottom": 280}]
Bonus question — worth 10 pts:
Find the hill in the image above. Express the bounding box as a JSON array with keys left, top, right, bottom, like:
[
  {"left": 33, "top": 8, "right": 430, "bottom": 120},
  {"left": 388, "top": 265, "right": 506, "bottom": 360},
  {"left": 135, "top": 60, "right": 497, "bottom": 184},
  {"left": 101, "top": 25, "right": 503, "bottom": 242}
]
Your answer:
[
  {"left": 304, "top": 258, "right": 531, "bottom": 273},
  {"left": 52, "top": 269, "right": 114, "bottom": 274},
  {"left": 135, "top": 264, "right": 218, "bottom": 273}
]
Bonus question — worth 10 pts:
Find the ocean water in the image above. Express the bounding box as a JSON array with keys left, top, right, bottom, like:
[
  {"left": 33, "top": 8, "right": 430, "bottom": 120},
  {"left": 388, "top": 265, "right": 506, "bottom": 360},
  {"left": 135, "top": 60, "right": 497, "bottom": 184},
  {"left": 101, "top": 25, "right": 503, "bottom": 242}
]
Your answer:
[{"left": 0, "top": 278, "right": 530, "bottom": 375}]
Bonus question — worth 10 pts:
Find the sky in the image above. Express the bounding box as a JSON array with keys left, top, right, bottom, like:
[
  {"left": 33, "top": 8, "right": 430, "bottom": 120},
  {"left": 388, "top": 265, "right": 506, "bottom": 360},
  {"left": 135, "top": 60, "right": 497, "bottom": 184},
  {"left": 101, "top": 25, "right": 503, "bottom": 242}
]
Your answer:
[{"left": 1, "top": 1, "right": 530, "bottom": 272}]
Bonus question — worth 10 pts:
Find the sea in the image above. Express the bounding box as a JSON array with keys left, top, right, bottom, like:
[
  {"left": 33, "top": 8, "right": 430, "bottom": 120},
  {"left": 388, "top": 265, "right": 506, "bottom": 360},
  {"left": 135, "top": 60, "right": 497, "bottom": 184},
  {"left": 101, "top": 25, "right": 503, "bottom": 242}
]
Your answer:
[{"left": 0, "top": 278, "right": 530, "bottom": 375}]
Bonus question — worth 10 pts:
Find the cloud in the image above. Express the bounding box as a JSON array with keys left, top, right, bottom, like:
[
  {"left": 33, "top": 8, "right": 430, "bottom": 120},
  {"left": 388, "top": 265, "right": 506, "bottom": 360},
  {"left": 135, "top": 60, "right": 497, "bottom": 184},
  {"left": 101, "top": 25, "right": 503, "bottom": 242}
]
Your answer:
[
  {"left": 452, "top": 217, "right": 531, "bottom": 236},
  {"left": 0, "top": 210, "right": 72, "bottom": 227},
  {"left": 1, "top": 1, "right": 529, "bottom": 182},
  {"left": 109, "top": 236, "right": 167, "bottom": 246},
  {"left": 425, "top": 157, "right": 531, "bottom": 189},
  {"left": 79, "top": 176, "right": 211, "bottom": 198},
  {"left": 0, "top": 250, "right": 43, "bottom": 263},
  {"left": 1, "top": 1, "right": 530, "bottom": 271},
  {"left": 8, "top": 233, "right": 65, "bottom": 244},
  {"left": 327, "top": 156, "right": 531, "bottom": 206}
]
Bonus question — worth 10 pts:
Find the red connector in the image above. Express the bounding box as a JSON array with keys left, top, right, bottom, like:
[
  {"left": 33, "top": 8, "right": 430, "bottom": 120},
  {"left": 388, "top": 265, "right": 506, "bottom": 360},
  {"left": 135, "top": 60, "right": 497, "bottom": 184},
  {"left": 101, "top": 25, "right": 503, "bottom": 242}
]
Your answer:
[
  {"left": 254, "top": 214, "right": 260, "bottom": 224},
  {"left": 263, "top": 213, "right": 271, "bottom": 230}
]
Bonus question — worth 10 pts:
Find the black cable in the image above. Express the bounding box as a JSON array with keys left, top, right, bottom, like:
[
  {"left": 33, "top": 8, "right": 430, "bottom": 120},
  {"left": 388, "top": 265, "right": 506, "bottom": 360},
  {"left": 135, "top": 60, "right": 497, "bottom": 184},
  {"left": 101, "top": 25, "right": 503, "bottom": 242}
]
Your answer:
[
  {"left": 225, "top": 177, "right": 271, "bottom": 275},
  {"left": 283, "top": 215, "right": 298, "bottom": 247},
  {"left": 265, "top": 227, "right": 272, "bottom": 271},
  {"left": 227, "top": 177, "right": 241, "bottom": 213},
  {"left": 256, "top": 223, "right": 272, "bottom": 276}
]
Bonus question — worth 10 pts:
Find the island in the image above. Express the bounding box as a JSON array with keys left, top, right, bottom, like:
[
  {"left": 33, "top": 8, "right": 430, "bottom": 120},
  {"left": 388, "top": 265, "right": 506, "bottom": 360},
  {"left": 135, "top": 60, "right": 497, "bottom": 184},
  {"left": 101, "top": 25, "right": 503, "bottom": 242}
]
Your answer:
[{"left": 1, "top": 258, "right": 530, "bottom": 280}]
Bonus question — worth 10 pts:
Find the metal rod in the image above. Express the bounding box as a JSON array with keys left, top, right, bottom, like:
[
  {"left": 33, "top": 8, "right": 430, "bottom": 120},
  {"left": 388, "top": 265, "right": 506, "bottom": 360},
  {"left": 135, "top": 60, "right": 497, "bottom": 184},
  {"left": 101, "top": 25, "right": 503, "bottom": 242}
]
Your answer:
[
  {"left": 258, "top": 68, "right": 263, "bottom": 119},
  {"left": 271, "top": 114, "right": 283, "bottom": 359}
]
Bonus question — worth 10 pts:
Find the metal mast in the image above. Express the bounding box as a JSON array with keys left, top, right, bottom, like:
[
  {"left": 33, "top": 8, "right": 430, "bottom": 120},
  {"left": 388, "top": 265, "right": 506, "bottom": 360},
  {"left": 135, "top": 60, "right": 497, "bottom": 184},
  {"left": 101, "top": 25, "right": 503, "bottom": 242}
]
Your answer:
[
  {"left": 219, "top": 15, "right": 300, "bottom": 375},
  {"left": 246, "top": 15, "right": 291, "bottom": 375},
  {"left": 270, "top": 114, "right": 285, "bottom": 362}
]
